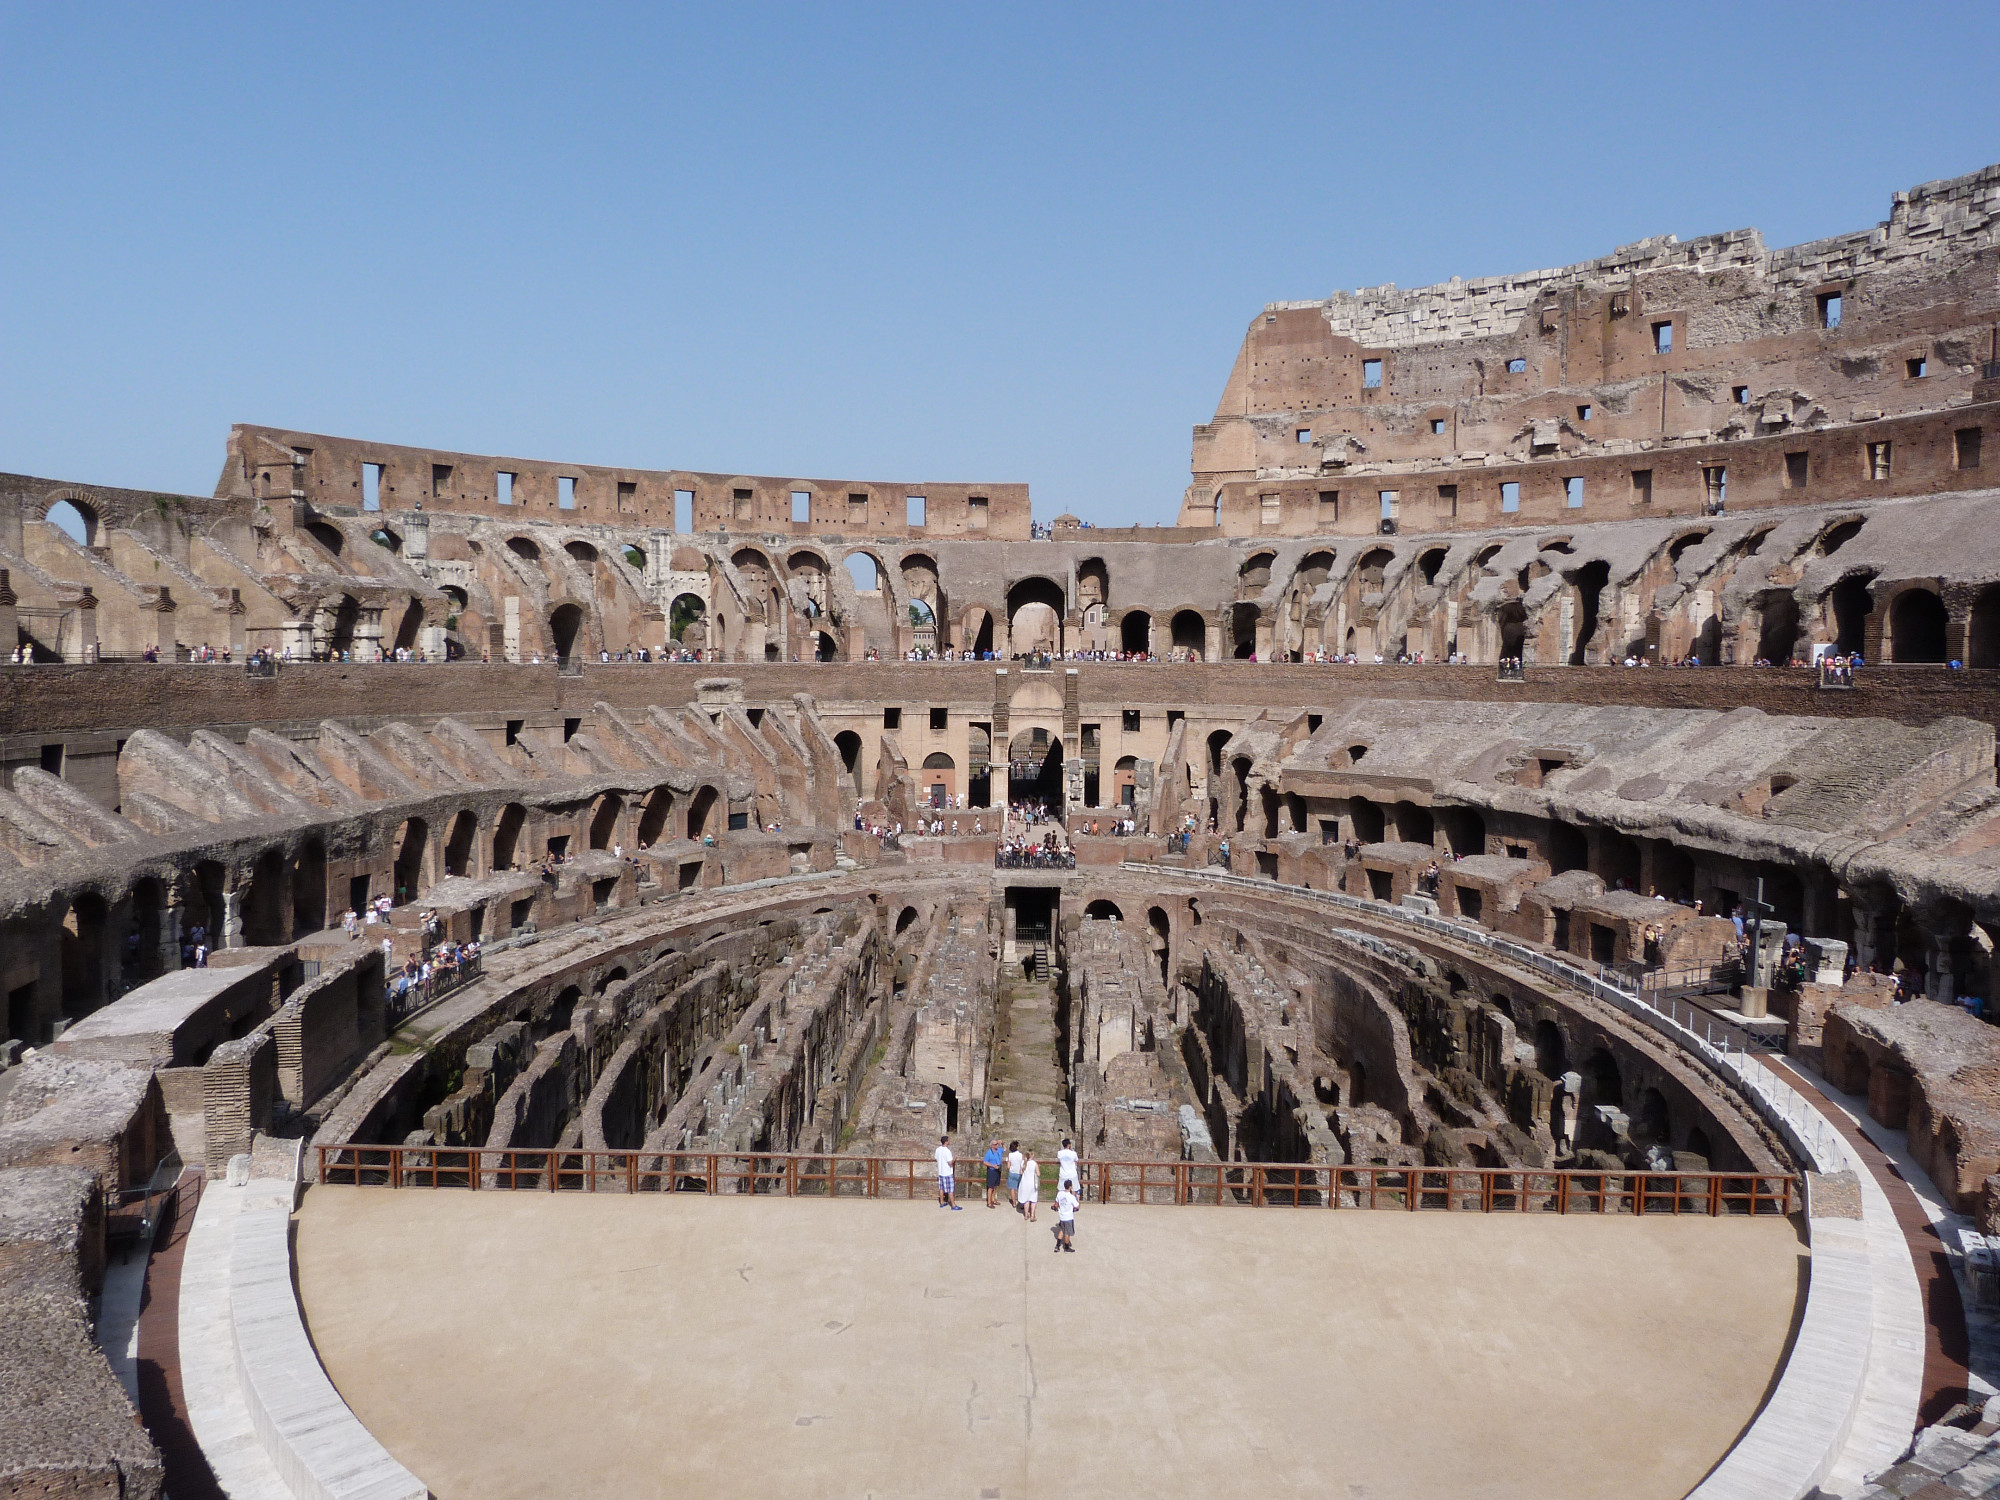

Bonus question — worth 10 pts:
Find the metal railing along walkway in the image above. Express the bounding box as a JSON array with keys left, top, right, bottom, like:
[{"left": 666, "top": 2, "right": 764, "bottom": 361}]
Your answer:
[{"left": 315, "top": 1143, "right": 1794, "bottom": 1217}]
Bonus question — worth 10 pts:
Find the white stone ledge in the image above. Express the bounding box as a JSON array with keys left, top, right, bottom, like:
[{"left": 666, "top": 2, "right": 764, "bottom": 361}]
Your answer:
[{"left": 229, "top": 1178, "right": 428, "bottom": 1500}]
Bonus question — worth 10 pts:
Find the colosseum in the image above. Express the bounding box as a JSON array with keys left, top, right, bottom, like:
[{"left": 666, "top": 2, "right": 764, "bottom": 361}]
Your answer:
[{"left": 8, "top": 163, "right": 2000, "bottom": 1499}]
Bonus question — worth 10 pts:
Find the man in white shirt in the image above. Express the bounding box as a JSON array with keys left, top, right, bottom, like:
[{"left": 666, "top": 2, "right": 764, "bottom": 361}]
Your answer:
[
  {"left": 1056, "top": 1138, "right": 1080, "bottom": 1193},
  {"left": 1054, "top": 1184, "right": 1078, "bottom": 1253},
  {"left": 934, "top": 1136, "right": 961, "bottom": 1210}
]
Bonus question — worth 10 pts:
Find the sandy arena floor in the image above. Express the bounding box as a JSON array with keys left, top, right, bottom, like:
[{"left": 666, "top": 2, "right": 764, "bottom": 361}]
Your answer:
[{"left": 295, "top": 1186, "right": 1807, "bottom": 1500}]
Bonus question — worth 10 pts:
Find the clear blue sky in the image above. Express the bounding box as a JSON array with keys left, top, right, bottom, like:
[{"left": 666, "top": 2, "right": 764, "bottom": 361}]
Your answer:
[{"left": 3, "top": 3, "right": 1997, "bottom": 527}]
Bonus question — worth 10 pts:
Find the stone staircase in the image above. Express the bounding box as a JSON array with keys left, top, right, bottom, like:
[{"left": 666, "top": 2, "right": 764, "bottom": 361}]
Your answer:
[{"left": 986, "top": 970, "right": 1071, "bottom": 1156}]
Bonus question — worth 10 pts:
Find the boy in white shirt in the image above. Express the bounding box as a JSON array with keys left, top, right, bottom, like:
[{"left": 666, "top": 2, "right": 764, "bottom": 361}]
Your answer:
[
  {"left": 1054, "top": 1184, "right": 1078, "bottom": 1252},
  {"left": 1056, "top": 1138, "right": 1080, "bottom": 1193},
  {"left": 935, "top": 1136, "right": 961, "bottom": 1210}
]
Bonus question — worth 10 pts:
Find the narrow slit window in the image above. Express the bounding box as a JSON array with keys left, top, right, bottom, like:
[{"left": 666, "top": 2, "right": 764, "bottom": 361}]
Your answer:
[
  {"left": 558, "top": 476, "right": 577, "bottom": 510},
  {"left": 1703, "top": 465, "right": 1727, "bottom": 511},
  {"left": 362, "top": 462, "right": 383, "bottom": 511},
  {"left": 674, "top": 489, "right": 693, "bottom": 532}
]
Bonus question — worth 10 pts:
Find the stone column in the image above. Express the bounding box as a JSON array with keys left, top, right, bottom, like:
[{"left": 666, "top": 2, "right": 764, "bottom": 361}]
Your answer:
[
  {"left": 222, "top": 887, "right": 244, "bottom": 950},
  {"left": 1848, "top": 887, "right": 1897, "bottom": 974},
  {"left": 990, "top": 669, "right": 1010, "bottom": 809}
]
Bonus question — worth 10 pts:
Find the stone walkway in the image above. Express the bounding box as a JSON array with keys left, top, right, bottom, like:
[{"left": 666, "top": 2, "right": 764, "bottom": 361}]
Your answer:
[{"left": 986, "top": 971, "right": 1070, "bottom": 1156}]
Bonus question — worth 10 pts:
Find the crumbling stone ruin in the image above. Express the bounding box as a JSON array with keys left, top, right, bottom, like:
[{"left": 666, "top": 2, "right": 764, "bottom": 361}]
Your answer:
[{"left": 12, "top": 159, "right": 2000, "bottom": 1496}]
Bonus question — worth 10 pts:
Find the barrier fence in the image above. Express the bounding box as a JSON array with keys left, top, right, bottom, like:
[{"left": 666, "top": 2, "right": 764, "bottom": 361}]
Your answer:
[{"left": 314, "top": 1144, "right": 1794, "bottom": 1217}]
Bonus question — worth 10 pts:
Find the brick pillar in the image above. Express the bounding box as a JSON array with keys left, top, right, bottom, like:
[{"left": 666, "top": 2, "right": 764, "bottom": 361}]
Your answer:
[
  {"left": 991, "top": 669, "right": 1010, "bottom": 808},
  {"left": 0, "top": 570, "right": 16, "bottom": 656}
]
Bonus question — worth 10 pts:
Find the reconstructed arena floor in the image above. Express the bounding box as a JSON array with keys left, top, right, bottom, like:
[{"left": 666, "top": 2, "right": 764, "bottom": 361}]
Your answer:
[{"left": 296, "top": 1187, "right": 1808, "bottom": 1499}]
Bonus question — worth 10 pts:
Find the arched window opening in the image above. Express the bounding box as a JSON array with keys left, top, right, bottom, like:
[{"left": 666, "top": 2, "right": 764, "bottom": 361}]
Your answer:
[
  {"left": 44, "top": 499, "right": 96, "bottom": 546},
  {"left": 1889, "top": 588, "right": 1947, "bottom": 663}
]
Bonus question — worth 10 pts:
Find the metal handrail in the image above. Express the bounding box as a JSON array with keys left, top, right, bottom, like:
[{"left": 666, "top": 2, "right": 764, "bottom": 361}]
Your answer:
[{"left": 313, "top": 1143, "right": 1793, "bottom": 1217}]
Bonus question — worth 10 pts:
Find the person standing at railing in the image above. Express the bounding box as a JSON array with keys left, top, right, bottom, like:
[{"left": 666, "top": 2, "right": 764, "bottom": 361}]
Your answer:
[
  {"left": 982, "top": 1139, "right": 1005, "bottom": 1209},
  {"left": 1056, "top": 1137, "right": 1079, "bottom": 1195},
  {"left": 1006, "top": 1140, "right": 1024, "bottom": 1209},
  {"left": 934, "top": 1136, "right": 961, "bottom": 1210},
  {"left": 1017, "top": 1151, "right": 1041, "bottom": 1221}
]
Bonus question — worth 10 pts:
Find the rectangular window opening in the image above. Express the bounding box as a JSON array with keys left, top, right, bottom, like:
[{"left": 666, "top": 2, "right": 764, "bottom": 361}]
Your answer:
[
  {"left": 1703, "top": 465, "right": 1728, "bottom": 511},
  {"left": 929, "top": 707, "right": 948, "bottom": 731},
  {"left": 791, "top": 490, "right": 812, "bottom": 524},
  {"left": 1577, "top": 404, "right": 1592, "bottom": 422},
  {"left": 505, "top": 719, "right": 523, "bottom": 747},
  {"left": 1907, "top": 356, "right": 1928, "bottom": 379},
  {"left": 362, "top": 461, "right": 383, "bottom": 511},
  {"left": 1438, "top": 483, "right": 1458, "bottom": 518},
  {"left": 906, "top": 495, "right": 926, "bottom": 528},
  {"left": 1362, "top": 359, "right": 1383, "bottom": 389},
  {"left": 1296, "top": 428, "right": 1312, "bottom": 444},
  {"left": 558, "top": 476, "right": 577, "bottom": 510},
  {"left": 1563, "top": 476, "right": 1584, "bottom": 509},
  {"left": 497, "top": 471, "right": 516, "bottom": 506},
  {"left": 732, "top": 487, "right": 753, "bottom": 522},
  {"left": 1122, "top": 709, "right": 1141, "bottom": 733},
  {"left": 1785, "top": 452, "right": 1809, "bottom": 488},
  {"left": 563, "top": 717, "right": 581, "bottom": 742},
  {"left": 616, "top": 480, "right": 636, "bottom": 510},
  {"left": 968, "top": 496, "right": 989, "bottom": 530},
  {"left": 1818, "top": 292, "right": 1843, "bottom": 329},
  {"left": 1732, "top": 386, "right": 1749, "bottom": 404},
  {"left": 1378, "top": 490, "right": 1399, "bottom": 520},
  {"left": 883, "top": 707, "right": 901, "bottom": 730},
  {"left": 674, "top": 489, "right": 693, "bottom": 532},
  {"left": 1505, "top": 357, "right": 1526, "bottom": 374},
  {"left": 848, "top": 492, "right": 868, "bottom": 522},
  {"left": 1652, "top": 322, "right": 1673, "bottom": 354},
  {"left": 1631, "top": 469, "right": 1653, "bottom": 505},
  {"left": 431, "top": 463, "right": 453, "bottom": 498},
  {"left": 1956, "top": 428, "right": 1983, "bottom": 470},
  {"left": 1500, "top": 481, "right": 1520, "bottom": 514},
  {"left": 1166, "top": 709, "right": 1185, "bottom": 729},
  {"left": 1430, "top": 418, "right": 1446, "bottom": 435},
  {"left": 1318, "top": 490, "right": 1339, "bottom": 524},
  {"left": 40, "top": 743, "right": 63, "bottom": 776}
]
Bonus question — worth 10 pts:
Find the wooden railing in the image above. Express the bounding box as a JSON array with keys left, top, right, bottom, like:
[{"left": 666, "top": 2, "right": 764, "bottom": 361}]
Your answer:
[{"left": 314, "top": 1144, "right": 1795, "bottom": 1217}]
